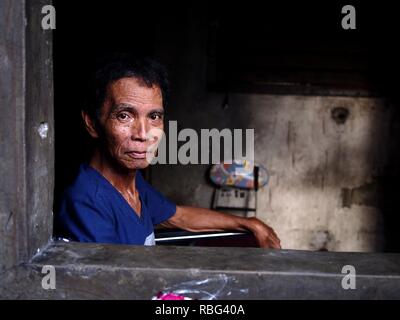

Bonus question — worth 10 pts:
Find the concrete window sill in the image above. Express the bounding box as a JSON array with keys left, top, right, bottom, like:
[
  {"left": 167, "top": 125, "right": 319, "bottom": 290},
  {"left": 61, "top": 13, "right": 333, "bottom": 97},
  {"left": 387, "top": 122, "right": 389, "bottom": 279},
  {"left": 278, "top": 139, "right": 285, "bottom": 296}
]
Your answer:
[{"left": 2, "top": 241, "right": 400, "bottom": 299}]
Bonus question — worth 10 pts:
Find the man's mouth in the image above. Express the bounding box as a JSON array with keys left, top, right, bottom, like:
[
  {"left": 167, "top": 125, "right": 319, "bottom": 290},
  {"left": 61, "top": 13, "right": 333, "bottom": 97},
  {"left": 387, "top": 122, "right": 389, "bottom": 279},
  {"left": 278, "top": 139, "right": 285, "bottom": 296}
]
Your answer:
[{"left": 126, "top": 151, "right": 148, "bottom": 159}]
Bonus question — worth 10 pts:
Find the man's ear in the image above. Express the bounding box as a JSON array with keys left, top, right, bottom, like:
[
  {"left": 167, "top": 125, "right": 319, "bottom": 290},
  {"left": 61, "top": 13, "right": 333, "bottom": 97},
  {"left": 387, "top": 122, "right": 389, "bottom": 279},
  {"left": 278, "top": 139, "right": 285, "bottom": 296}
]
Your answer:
[{"left": 82, "top": 111, "right": 99, "bottom": 138}]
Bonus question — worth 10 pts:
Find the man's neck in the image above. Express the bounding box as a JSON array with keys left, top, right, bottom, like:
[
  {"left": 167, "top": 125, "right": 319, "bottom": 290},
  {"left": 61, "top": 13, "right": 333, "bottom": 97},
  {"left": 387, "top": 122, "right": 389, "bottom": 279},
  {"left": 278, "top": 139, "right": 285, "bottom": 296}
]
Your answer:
[{"left": 89, "top": 148, "right": 137, "bottom": 194}]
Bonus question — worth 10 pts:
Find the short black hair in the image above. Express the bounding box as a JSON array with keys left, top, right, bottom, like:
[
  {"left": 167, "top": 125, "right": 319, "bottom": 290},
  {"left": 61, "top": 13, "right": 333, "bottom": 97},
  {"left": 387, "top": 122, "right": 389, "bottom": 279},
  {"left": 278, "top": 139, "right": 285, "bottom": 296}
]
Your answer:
[{"left": 84, "top": 54, "right": 169, "bottom": 122}]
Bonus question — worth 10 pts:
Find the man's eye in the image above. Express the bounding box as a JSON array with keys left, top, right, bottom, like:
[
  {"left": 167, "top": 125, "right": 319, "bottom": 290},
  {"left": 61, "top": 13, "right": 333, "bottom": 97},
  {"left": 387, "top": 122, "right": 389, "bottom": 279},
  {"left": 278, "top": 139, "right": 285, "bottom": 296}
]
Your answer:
[
  {"left": 117, "top": 113, "right": 130, "bottom": 120},
  {"left": 150, "top": 113, "right": 163, "bottom": 120}
]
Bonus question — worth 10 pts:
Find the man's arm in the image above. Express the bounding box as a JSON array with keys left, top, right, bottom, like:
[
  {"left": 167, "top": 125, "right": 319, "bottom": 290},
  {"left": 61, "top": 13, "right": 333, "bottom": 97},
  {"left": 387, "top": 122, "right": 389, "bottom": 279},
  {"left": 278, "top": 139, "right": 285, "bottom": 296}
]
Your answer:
[{"left": 160, "top": 205, "right": 281, "bottom": 249}]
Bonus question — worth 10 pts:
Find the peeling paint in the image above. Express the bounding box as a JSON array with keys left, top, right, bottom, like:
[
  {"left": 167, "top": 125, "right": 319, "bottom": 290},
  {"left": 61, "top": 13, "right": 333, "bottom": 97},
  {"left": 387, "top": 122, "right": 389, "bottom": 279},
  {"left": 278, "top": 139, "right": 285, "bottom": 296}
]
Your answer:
[{"left": 37, "top": 122, "right": 49, "bottom": 139}]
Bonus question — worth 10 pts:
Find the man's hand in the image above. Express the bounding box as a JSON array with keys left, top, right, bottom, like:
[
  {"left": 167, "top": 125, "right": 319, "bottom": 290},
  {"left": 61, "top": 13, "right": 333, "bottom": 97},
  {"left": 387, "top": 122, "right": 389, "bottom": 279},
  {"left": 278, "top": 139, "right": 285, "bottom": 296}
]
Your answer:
[
  {"left": 161, "top": 206, "right": 281, "bottom": 249},
  {"left": 243, "top": 217, "right": 281, "bottom": 249}
]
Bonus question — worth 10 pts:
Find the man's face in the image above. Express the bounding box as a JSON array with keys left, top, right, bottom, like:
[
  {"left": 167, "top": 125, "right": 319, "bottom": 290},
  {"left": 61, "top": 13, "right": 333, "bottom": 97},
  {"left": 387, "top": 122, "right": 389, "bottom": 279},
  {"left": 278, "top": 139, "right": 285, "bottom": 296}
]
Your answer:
[{"left": 96, "top": 77, "right": 164, "bottom": 170}]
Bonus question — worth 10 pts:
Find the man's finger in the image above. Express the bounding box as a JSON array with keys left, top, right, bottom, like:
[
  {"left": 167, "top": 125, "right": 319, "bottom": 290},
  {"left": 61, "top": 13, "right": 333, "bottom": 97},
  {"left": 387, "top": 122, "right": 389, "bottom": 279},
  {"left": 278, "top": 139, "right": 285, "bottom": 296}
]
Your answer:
[
  {"left": 269, "top": 239, "right": 281, "bottom": 249},
  {"left": 268, "top": 235, "right": 281, "bottom": 249},
  {"left": 258, "top": 235, "right": 281, "bottom": 249},
  {"left": 269, "top": 233, "right": 280, "bottom": 245},
  {"left": 269, "top": 229, "right": 279, "bottom": 239}
]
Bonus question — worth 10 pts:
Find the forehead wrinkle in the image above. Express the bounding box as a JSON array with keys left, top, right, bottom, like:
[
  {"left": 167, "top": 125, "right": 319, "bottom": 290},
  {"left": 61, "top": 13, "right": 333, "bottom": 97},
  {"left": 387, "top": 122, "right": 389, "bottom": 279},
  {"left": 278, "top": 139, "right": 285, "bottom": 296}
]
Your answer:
[
  {"left": 110, "top": 103, "right": 137, "bottom": 114},
  {"left": 110, "top": 79, "right": 162, "bottom": 102}
]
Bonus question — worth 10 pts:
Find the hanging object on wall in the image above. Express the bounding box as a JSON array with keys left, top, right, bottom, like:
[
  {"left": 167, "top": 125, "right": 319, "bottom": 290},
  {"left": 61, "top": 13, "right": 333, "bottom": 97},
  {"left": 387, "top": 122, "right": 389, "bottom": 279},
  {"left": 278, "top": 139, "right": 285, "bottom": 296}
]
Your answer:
[{"left": 209, "top": 159, "right": 268, "bottom": 190}]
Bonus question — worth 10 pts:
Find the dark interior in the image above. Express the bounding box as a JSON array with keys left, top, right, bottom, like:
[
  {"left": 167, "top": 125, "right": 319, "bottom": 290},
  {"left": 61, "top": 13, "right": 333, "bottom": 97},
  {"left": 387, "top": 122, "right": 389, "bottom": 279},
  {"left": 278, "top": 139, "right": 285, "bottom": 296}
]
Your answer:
[{"left": 53, "top": 1, "right": 400, "bottom": 250}]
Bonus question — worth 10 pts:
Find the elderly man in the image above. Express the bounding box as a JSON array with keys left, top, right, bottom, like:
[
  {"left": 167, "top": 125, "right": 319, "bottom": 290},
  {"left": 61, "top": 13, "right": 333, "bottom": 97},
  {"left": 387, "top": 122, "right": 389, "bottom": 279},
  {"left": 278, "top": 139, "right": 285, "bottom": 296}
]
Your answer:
[{"left": 55, "top": 57, "right": 281, "bottom": 249}]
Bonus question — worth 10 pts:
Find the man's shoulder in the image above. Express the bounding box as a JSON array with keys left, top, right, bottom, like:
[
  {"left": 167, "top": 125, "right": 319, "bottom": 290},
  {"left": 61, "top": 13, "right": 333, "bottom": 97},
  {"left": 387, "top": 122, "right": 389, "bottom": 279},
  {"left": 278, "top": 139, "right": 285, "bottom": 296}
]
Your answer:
[{"left": 62, "top": 163, "right": 106, "bottom": 201}]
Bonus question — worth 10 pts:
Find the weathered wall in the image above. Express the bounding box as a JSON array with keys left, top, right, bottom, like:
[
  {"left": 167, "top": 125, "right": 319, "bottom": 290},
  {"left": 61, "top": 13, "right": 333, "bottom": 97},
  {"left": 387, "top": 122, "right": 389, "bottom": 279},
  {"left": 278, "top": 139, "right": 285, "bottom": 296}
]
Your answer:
[
  {"left": 229, "top": 94, "right": 388, "bottom": 252},
  {"left": 151, "top": 4, "right": 397, "bottom": 252}
]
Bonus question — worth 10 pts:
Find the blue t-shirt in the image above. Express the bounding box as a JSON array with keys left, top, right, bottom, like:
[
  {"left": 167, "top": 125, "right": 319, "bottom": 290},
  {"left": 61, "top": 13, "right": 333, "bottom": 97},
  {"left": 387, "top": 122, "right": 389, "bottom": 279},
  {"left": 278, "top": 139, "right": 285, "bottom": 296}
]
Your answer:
[{"left": 55, "top": 163, "right": 176, "bottom": 245}]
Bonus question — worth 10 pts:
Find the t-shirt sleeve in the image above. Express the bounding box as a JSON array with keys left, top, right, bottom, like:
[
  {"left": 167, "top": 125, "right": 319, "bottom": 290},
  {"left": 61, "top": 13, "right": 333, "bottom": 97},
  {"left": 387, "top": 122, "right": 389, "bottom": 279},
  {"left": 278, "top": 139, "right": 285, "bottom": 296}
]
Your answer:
[
  {"left": 137, "top": 171, "right": 177, "bottom": 225},
  {"left": 56, "top": 192, "right": 120, "bottom": 244}
]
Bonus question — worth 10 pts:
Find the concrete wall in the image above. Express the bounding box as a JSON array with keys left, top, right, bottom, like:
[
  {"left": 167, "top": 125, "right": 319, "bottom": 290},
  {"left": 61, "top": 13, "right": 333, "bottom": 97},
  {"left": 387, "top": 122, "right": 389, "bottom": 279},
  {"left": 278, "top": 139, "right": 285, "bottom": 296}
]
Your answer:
[{"left": 151, "top": 4, "right": 398, "bottom": 252}]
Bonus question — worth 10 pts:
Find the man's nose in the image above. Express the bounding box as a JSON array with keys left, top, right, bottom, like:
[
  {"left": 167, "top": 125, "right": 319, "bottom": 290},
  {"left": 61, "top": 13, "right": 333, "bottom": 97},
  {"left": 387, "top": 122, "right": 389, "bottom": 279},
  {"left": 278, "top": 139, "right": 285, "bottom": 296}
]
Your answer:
[{"left": 131, "top": 119, "right": 148, "bottom": 141}]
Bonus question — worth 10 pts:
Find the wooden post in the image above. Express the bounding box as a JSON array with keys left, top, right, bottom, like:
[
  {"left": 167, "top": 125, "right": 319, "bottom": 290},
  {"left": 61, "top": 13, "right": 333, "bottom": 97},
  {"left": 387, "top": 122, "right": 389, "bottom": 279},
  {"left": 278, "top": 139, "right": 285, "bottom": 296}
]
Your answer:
[{"left": 0, "top": 0, "right": 54, "bottom": 272}]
